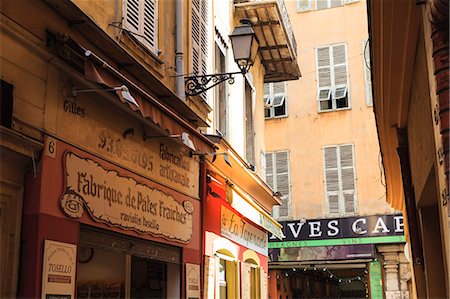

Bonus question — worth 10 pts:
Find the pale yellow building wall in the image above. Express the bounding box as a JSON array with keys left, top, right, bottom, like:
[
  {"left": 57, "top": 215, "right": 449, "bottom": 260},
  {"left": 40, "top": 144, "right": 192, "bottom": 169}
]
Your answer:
[{"left": 265, "top": 0, "right": 393, "bottom": 219}]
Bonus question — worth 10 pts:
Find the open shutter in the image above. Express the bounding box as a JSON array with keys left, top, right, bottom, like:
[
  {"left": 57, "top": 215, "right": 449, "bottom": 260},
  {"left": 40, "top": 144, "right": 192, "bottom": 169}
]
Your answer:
[
  {"left": 275, "top": 151, "right": 290, "bottom": 218},
  {"left": 339, "top": 144, "right": 356, "bottom": 214},
  {"left": 324, "top": 146, "right": 340, "bottom": 215},
  {"left": 317, "top": 46, "right": 332, "bottom": 110},
  {"left": 123, "top": 0, "right": 157, "bottom": 52},
  {"left": 297, "top": 0, "right": 312, "bottom": 12},
  {"left": 364, "top": 39, "right": 373, "bottom": 106},
  {"left": 241, "top": 262, "right": 251, "bottom": 299}
]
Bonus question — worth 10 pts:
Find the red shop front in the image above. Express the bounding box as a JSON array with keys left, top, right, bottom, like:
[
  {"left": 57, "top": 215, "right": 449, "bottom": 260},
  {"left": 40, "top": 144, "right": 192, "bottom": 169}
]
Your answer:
[
  {"left": 20, "top": 137, "right": 204, "bottom": 299},
  {"left": 201, "top": 140, "right": 283, "bottom": 299}
]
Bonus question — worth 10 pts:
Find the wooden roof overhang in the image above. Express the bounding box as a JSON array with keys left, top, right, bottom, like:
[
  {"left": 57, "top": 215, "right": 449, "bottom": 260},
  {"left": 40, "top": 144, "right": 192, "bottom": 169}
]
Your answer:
[{"left": 234, "top": 0, "right": 301, "bottom": 83}]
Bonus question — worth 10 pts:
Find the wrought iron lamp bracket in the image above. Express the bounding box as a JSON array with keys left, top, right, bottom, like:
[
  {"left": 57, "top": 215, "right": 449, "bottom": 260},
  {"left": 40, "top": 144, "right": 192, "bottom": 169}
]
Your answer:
[{"left": 184, "top": 71, "right": 243, "bottom": 97}]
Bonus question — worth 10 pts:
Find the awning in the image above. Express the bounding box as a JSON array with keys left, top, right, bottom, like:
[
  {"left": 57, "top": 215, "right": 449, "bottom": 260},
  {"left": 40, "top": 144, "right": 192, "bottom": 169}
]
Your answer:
[
  {"left": 46, "top": 31, "right": 216, "bottom": 155},
  {"left": 230, "top": 185, "right": 283, "bottom": 239}
]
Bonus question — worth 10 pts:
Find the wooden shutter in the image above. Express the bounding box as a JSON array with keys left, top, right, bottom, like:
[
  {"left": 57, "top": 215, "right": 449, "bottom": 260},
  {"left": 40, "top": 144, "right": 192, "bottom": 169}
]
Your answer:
[
  {"left": 265, "top": 153, "right": 274, "bottom": 189},
  {"left": 364, "top": 39, "right": 373, "bottom": 106},
  {"left": 297, "top": 0, "right": 312, "bottom": 12},
  {"left": 143, "top": 0, "right": 157, "bottom": 50},
  {"left": 191, "top": 0, "right": 208, "bottom": 76},
  {"left": 241, "top": 262, "right": 251, "bottom": 299},
  {"left": 123, "top": 0, "right": 157, "bottom": 52},
  {"left": 275, "top": 151, "right": 290, "bottom": 218},
  {"left": 332, "top": 44, "right": 347, "bottom": 87},
  {"left": 339, "top": 144, "right": 356, "bottom": 214},
  {"left": 316, "top": 0, "right": 328, "bottom": 10},
  {"left": 324, "top": 146, "right": 340, "bottom": 215},
  {"left": 124, "top": 0, "right": 140, "bottom": 33}
]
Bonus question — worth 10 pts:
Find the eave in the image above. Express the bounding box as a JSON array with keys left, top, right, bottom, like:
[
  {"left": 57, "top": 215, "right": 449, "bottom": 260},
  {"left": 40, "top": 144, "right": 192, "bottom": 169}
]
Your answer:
[{"left": 234, "top": 0, "right": 301, "bottom": 83}]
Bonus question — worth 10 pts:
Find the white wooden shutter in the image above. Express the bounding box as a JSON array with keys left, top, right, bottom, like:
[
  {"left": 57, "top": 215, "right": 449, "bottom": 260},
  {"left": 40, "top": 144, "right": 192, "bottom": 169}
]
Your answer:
[
  {"left": 332, "top": 44, "right": 348, "bottom": 88},
  {"left": 275, "top": 151, "right": 290, "bottom": 218},
  {"left": 324, "top": 146, "right": 340, "bottom": 215},
  {"left": 260, "top": 151, "right": 266, "bottom": 180},
  {"left": 316, "top": 0, "right": 329, "bottom": 10},
  {"left": 317, "top": 46, "right": 332, "bottom": 108},
  {"left": 363, "top": 39, "right": 373, "bottom": 106},
  {"left": 297, "top": 0, "right": 312, "bottom": 12},
  {"left": 339, "top": 144, "right": 356, "bottom": 214},
  {"left": 123, "top": 0, "right": 157, "bottom": 52},
  {"left": 143, "top": 0, "right": 157, "bottom": 50},
  {"left": 260, "top": 268, "right": 267, "bottom": 299}
]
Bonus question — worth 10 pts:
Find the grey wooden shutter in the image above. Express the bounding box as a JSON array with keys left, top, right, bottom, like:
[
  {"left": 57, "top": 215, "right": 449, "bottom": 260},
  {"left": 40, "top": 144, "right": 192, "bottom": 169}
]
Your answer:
[
  {"left": 317, "top": 46, "right": 332, "bottom": 109},
  {"left": 324, "top": 146, "right": 340, "bottom": 215},
  {"left": 339, "top": 144, "right": 355, "bottom": 214},
  {"left": 275, "top": 151, "right": 290, "bottom": 218},
  {"left": 265, "top": 153, "right": 274, "bottom": 189},
  {"left": 297, "top": 0, "right": 312, "bottom": 12},
  {"left": 364, "top": 39, "right": 373, "bottom": 106}
]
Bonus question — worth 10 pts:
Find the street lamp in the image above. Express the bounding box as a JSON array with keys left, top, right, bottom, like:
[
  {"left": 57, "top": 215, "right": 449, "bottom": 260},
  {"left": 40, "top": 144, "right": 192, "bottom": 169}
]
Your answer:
[{"left": 184, "top": 19, "right": 259, "bottom": 97}]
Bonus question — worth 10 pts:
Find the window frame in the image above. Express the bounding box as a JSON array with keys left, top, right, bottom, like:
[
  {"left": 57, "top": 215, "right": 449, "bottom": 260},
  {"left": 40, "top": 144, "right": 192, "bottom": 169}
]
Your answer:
[
  {"left": 315, "top": 43, "right": 351, "bottom": 112},
  {"left": 123, "top": 0, "right": 159, "bottom": 54},
  {"left": 264, "top": 82, "right": 288, "bottom": 119},
  {"left": 322, "top": 144, "right": 358, "bottom": 216}
]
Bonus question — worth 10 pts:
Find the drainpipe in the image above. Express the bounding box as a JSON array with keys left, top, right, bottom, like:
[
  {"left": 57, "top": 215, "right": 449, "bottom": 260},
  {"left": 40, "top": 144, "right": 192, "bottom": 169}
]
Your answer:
[{"left": 176, "top": 0, "right": 185, "bottom": 100}]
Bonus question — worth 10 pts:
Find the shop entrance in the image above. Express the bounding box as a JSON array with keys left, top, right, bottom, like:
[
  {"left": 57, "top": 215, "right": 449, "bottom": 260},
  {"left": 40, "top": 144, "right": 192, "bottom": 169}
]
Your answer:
[{"left": 76, "top": 227, "right": 181, "bottom": 299}]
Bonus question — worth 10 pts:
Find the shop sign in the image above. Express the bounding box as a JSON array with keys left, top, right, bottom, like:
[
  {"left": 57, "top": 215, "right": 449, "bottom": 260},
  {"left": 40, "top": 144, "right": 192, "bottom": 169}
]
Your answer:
[
  {"left": 220, "top": 206, "right": 268, "bottom": 255},
  {"left": 268, "top": 244, "right": 375, "bottom": 262},
  {"left": 186, "top": 263, "right": 200, "bottom": 299},
  {"left": 41, "top": 240, "right": 77, "bottom": 299},
  {"left": 60, "top": 152, "right": 194, "bottom": 243},
  {"left": 269, "top": 214, "right": 404, "bottom": 247}
]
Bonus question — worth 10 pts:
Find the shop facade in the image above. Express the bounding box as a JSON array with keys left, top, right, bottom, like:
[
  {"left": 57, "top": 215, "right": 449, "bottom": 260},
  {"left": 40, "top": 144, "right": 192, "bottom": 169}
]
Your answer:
[{"left": 268, "top": 214, "right": 410, "bottom": 298}]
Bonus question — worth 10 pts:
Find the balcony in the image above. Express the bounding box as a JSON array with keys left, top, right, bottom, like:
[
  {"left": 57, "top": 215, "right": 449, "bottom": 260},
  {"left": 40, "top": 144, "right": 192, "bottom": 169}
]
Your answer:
[{"left": 234, "top": 0, "right": 301, "bottom": 82}]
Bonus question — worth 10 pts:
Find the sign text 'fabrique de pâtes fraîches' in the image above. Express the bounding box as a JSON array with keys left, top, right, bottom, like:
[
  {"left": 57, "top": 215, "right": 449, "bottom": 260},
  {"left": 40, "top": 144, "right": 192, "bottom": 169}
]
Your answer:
[{"left": 60, "top": 152, "right": 194, "bottom": 243}]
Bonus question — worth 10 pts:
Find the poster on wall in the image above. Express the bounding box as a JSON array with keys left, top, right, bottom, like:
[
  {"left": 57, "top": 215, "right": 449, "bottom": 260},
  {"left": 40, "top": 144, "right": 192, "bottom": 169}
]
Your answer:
[
  {"left": 41, "top": 240, "right": 77, "bottom": 299},
  {"left": 186, "top": 263, "right": 200, "bottom": 299}
]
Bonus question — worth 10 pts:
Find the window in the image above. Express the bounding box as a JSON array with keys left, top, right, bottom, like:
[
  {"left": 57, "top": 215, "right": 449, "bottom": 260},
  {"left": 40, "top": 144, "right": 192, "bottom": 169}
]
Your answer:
[
  {"left": 265, "top": 151, "right": 290, "bottom": 218},
  {"left": 316, "top": 0, "right": 359, "bottom": 10},
  {"left": 191, "top": 0, "right": 209, "bottom": 80},
  {"left": 264, "top": 82, "right": 287, "bottom": 119},
  {"left": 215, "top": 43, "right": 228, "bottom": 138},
  {"left": 218, "top": 258, "right": 227, "bottom": 298},
  {"left": 363, "top": 39, "right": 373, "bottom": 106},
  {"left": 1, "top": 80, "right": 13, "bottom": 128},
  {"left": 123, "top": 0, "right": 158, "bottom": 53},
  {"left": 316, "top": 43, "right": 349, "bottom": 112},
  {"left": 323, "top": 144, "right": 357, "bottom": 216},
  {"left": 297, "top": 0, "right": 312, "bottom": 12},
  {"left": 215, "top": 252, "right": 238, "bottom": 299}
]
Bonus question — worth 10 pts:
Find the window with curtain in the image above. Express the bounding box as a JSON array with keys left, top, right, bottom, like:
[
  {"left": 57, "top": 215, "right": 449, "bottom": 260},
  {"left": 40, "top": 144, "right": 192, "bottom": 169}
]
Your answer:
[
  {"left": 323, "top": 144, "right": 357, "bottom": 216},
  {"left": 123, "top": 0, "right": 158, "bottom": 54},
  {"left": 316, "top": 43, "right": 349, "bottom": 112},
  {"left": 265, "top": 151, "right": 291, "bottom": 218}
]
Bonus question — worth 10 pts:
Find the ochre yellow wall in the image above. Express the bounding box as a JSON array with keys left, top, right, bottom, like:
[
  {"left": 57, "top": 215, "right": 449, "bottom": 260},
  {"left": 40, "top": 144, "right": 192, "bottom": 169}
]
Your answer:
[{"left": 265, "top": 0, "right": 393, "bottom": 219}]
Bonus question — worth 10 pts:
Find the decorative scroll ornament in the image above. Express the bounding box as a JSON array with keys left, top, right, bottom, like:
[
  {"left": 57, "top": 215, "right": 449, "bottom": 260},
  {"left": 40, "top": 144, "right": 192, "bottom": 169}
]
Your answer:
[{"left": 184, "top": 71, "right": 242, "bottom": 97}]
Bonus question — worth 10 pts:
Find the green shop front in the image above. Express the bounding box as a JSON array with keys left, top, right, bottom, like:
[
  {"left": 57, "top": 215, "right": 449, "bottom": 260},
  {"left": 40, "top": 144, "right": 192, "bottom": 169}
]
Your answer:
[{"left": 268, "top": 214, "right": 411, "bottom": 298}]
